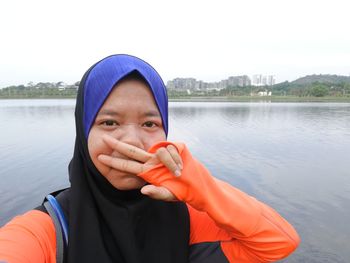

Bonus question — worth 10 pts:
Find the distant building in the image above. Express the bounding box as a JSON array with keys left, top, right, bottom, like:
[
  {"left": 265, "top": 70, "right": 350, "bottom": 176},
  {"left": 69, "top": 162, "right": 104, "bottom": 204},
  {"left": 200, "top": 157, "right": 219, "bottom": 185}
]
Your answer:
[
  {"left": 226, "top": 75, "right": 251, "bottom": 87},
  {"left": 267, "top": 75, "right": 275, "bottom": 86},
  {"left": 166, "top": 75, "right": 252, "bottom": 90},
  {"left": 166, "top": 78, "right": 197, "bottom": 90},
  {"left": 251, "top": 75, "right": 275, "bottom": 86},
  {"left": 251, "top": 75, "right": 260, "bottom": 86},
  {"left": 257, "top": 91, "right": 272, "bottom": 96}
]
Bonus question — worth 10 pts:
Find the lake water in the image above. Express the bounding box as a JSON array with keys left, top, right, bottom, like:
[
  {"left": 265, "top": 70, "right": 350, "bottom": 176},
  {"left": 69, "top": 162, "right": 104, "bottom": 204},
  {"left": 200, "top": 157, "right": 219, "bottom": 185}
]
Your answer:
[{"left": 1, "top": 99, "right": 350, "bottom": 262}]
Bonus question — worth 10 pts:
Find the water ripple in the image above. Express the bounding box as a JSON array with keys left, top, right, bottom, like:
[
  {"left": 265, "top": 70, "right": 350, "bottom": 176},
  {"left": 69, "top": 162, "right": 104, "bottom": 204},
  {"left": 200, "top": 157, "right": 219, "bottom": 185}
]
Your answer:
[{"left": 1, "top": 100, "right": 350, "bottom": 262}]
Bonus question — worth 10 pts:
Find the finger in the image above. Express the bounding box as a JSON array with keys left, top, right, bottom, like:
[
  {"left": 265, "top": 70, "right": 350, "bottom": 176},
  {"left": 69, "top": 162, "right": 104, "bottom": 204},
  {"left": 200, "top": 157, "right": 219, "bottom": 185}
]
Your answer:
[
  {"left": 156, "top": 148, "right": 181, "bottom": 177},
  {"left": 98, "top": 154, "right": 145, "bottom": 174},
  {"left": 102, "top": 134, "right": 153, "bottom": 163},
  {"left": 166, "top": 145, "right": 183, "bottom": 170},
  {"left": 140, "top": 185, "right": 177, "bottom": 201}
]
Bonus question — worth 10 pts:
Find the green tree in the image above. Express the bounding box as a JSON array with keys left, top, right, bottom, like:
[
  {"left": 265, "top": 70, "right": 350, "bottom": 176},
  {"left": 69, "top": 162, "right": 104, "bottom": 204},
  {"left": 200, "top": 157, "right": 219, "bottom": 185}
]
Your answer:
[{"left": 310, "top": 84, "right": 328, "bottom": 97}]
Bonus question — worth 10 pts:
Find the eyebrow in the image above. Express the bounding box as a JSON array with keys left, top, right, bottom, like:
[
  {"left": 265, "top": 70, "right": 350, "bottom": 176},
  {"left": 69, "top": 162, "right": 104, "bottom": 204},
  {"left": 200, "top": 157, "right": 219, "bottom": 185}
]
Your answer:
[
  {"left": 98, "top": 109, "right": 161, "bottom": 117},
  {"left": 98, "top": 109, "right": 121, "bottom": 116}
]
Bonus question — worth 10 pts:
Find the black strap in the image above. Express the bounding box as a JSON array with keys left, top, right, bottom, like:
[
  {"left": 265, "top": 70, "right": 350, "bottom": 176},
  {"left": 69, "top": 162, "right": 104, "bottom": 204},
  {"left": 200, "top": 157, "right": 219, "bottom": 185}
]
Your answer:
[{"left": 44, "top": 201, "right": 64, "bottom": 263}]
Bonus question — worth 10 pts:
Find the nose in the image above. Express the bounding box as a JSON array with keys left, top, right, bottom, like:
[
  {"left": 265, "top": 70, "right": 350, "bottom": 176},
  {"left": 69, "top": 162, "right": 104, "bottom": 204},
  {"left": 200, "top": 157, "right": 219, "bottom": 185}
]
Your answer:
[{"left": 113, "top": 124, "right": 144, "bottom": 150}]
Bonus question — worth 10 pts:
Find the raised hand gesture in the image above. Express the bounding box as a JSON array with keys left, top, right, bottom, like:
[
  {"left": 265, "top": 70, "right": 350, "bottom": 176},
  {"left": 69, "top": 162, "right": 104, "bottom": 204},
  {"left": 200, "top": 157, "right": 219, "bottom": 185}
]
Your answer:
[{"left": 98, "top": 134, "right": 183, "bottom": 201}]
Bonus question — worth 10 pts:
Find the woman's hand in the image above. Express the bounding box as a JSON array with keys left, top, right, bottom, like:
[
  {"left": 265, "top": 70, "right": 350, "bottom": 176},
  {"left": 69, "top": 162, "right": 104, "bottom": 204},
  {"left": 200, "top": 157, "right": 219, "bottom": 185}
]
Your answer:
[{"left": 98, "top": 134, "right": 183, "bottom": 201}]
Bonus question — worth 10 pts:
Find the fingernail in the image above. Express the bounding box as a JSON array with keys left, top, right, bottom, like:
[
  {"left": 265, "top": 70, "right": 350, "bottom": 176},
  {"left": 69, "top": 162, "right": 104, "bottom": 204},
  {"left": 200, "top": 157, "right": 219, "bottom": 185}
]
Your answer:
[{"left": 174, "top": 169, "right": 181, "bottom": 177}]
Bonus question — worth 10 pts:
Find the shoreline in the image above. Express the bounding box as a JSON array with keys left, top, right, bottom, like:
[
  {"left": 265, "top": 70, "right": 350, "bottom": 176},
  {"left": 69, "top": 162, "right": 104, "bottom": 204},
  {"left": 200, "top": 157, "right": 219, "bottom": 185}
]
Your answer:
[
  {"left": 171, "top": 96, "right": 350, "bottom": 102},
  {"left": 1, "top": 96, "right": 350, "bottom": 102}
]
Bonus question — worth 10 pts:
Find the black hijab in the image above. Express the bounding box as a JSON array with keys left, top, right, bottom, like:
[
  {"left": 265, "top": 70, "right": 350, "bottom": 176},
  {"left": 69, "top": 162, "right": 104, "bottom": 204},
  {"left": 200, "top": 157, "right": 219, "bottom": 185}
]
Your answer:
[{"left": 66, "top": 54, "right": 189, "bottom": 262}]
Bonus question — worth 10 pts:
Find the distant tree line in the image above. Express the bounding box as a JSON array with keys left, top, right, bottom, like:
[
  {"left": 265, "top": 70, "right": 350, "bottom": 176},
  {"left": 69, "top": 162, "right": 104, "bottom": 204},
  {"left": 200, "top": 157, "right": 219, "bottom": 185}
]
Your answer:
[
  {"left": 1, "top": 75, "right": 350, "bottom": 98},
  {"left": 271, "top": 81, "right": 350, "bottom": 97},
  {"left": 166, "top": 74, "right": 350, "bottom": 98},
  {"left": 168, "top": 82, "right": 350, "bottom": 98},
  {"left": 0, "top": 81, "right": 79, "bottom": 98}
]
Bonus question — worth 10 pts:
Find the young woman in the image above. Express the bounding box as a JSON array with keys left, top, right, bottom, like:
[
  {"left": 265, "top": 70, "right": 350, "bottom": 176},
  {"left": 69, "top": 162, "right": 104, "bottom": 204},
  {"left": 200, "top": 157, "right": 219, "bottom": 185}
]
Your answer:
[{"left": 0, "top": 54, "right": 300, "bottom": 263}]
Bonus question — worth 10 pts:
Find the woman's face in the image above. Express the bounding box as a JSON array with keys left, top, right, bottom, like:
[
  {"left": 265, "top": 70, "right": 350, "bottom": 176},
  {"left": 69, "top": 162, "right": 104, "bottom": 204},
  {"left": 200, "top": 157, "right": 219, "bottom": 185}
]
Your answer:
[{"left": 87, "top": 79, "right": 166, "bottom": 190}]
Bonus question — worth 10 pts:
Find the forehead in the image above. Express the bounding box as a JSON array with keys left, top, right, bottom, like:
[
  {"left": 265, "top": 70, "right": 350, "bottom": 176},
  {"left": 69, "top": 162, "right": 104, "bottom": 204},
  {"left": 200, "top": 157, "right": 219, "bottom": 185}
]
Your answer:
[{"left": 98, "top": 79, "right": 160, "bottom": 114}]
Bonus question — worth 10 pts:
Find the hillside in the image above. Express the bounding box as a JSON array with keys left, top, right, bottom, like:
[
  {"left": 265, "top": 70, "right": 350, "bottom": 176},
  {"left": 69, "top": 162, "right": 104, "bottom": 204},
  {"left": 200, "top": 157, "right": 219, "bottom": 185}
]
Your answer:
[{"left": 291, "top": 74, "right": 350, "bottom": 85}]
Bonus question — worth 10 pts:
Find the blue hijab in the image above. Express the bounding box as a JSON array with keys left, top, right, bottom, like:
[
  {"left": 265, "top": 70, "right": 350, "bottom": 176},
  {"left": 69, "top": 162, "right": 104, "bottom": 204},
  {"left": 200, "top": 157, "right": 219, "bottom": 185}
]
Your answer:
[{"left": 83, "top": 54, "right": 168, "bottom": 138}]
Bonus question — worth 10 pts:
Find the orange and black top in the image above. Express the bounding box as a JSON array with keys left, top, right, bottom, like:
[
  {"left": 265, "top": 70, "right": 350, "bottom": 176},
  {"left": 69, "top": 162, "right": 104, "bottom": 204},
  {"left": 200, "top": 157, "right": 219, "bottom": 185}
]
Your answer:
[
  {"left": 0, "top": 143, "right": 300, "bottom": 262},
  {"left": 0, "top": 55, "right": 300, "bottom": 262}
]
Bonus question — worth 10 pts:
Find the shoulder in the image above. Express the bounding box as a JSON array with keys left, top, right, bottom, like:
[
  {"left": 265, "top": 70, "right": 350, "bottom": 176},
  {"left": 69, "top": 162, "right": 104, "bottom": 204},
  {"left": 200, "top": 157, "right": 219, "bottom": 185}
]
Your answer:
[
  {"left": 0, "top": 210, "right": 56, "bottom": 263},
  {"left": 36, "top": 188, "right": 70, "bottom": 218},
  {"left": 1, "top": 210, "right": 54, "bottom": 235}
]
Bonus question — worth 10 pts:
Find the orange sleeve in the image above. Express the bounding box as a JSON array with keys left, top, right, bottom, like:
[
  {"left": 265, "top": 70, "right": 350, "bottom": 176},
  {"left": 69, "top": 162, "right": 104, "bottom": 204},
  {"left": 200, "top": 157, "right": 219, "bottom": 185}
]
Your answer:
[
  {"left": 139, "top": 142, "right": 300, "bottom": 263},
  {"left": 0, "top": 210, "right": 56, "bottom": 263}
]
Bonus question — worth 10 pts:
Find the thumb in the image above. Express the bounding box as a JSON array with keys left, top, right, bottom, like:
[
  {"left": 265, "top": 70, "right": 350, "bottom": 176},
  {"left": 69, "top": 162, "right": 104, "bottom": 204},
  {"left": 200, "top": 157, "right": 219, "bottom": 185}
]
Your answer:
[{"left": 141, "top": 185, "right": 178, "bottom": 202}]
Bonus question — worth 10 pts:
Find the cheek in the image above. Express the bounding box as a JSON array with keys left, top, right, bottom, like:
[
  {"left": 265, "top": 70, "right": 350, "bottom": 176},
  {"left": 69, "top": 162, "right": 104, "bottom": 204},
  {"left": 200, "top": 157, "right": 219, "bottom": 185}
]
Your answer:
[
  {"left": 142, "top": 131, "right": 167, "bottom": 151},
  {"left": 87, "top": 129, "right": 113, "bottom": 171}
]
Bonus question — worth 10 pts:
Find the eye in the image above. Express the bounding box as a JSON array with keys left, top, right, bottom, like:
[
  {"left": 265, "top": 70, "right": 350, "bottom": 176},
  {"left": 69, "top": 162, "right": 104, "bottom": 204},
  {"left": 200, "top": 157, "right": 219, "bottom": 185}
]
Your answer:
[
  {"left": 101, "top": 120, "right": 119, "bottom": 126},
  {"left": 142, "top": 121, "right": 157, "bottom": 128}
]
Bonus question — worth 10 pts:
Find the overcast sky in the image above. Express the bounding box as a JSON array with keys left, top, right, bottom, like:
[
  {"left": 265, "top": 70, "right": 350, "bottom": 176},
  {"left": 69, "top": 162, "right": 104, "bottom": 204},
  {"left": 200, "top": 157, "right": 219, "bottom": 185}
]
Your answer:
[{"left": 0, "top": 0, "right": 349, "bottom": 87}]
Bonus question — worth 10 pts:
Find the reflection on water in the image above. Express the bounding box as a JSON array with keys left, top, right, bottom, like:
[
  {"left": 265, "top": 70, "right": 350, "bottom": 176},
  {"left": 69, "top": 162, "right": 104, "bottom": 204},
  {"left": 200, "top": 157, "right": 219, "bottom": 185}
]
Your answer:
[
  {"left": 1, "top": 100, "right": 350, "bottom": 262},
  {"left": 0, "top": 99, "right": 75, "bottom": 223}
]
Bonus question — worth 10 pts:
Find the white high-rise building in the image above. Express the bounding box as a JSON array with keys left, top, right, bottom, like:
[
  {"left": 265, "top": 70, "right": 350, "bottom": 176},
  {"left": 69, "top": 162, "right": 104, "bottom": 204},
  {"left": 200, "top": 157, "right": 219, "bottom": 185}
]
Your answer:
[
  {"left": 267, "top": 75, "right": 276, "bottom": 86},
  {"left": 251, "top": 75, "right": 275, "bottom": 86}
]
